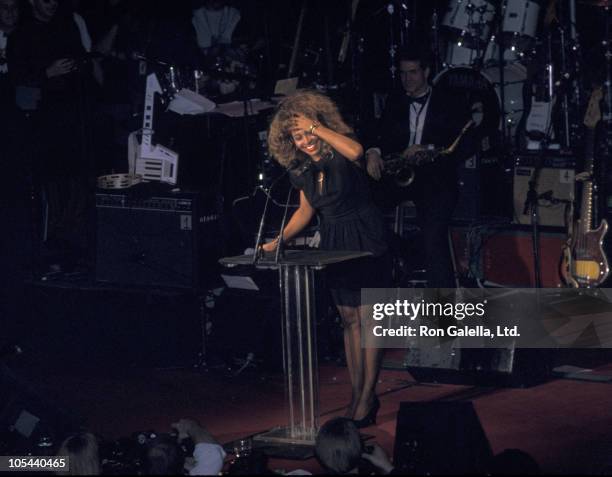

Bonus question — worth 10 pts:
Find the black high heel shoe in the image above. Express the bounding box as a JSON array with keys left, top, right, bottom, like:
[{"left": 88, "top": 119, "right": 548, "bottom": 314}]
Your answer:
[{"left": 353, "top": 397, "right": 380, "bottom": 429}]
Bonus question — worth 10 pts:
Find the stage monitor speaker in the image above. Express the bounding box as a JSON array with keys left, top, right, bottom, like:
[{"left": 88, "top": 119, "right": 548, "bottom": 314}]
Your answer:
[
  {"left": 513, "top": 166, "right": 575, "bottom": 227},
  {"left": 95, "top": 189, "right": 221, "bottom": 289},
  {"left": 393, "top": 401, "right": 493, "bottom": 475},
  {"left": 403, "top": 346, "right": 551, "bottom": 387}
]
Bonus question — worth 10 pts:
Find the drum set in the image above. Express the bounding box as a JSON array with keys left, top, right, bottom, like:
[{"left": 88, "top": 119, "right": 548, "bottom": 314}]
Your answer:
[{"left": 435, "top": 0, "right": 545, "bottom": 146}]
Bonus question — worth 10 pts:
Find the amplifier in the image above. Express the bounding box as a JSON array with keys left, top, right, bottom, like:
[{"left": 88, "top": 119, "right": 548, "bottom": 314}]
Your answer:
[
  {"left": 512, "top": 154, "right": 576, "bottom": 227},
  {"left": 95, "top": 189, "right": 222, "bottom": 289}
]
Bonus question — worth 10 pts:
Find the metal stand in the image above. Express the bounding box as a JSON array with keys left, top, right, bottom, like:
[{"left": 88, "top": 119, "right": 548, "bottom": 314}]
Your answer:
[{"left": 220, "top": 250, "right": 370, "bottom": 449}]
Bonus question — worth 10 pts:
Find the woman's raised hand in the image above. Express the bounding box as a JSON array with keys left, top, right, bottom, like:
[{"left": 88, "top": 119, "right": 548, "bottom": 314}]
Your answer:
[{"left": 292, "top": 113, "right": 317, "bottom": 133}]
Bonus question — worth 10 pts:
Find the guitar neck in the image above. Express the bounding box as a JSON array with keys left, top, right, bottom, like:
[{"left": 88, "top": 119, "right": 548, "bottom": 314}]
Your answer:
[{"left": 581, "top": 129, "right": 596, "bottom": 233}]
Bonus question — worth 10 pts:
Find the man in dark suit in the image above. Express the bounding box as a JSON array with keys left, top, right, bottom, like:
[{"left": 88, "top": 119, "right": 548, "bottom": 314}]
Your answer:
[{"left": 366, "top": 49, "right": 476, "bottom": 288}]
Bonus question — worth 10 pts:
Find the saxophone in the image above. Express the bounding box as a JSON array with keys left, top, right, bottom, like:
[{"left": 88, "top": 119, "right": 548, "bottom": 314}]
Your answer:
[{"left": 384, "top": 119, "right": 475, "bottom": 187}]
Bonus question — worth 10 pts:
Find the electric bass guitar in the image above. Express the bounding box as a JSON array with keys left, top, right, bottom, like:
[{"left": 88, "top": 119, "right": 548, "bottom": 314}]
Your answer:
[{"left": 560, "top": 87, "right": 610, "bottom": 287}]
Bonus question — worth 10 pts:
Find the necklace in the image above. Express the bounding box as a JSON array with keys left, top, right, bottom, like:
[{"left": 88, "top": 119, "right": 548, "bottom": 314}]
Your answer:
[{"left": 317, "top": 171, "right": 325, "bottom": 194}]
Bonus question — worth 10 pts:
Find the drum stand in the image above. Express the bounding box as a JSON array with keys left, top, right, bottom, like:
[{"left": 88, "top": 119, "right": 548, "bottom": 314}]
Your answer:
[
  {"left": 431, "top": 6, "right": 442, "bottom": 75},
  {"left": 557, "top": 21, "right": 572, "bottom": 149}
]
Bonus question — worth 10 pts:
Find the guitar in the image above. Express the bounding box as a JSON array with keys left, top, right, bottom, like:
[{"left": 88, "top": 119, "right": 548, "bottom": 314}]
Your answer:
[{"left": 560, "top": 87, "right": 610, "bottom": 287}]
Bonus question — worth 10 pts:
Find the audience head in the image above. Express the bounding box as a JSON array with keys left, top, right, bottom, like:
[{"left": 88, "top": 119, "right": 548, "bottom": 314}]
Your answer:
[
  {"left": 315, "top": 417, "right": 362, "bottom": 474},
  {"left": 145, "top": 434, "right": 185, "bottom": 475},
  {"left": 0, "top": 0, "right": 19, "bottom": 33},
  {"left": 29, "top": 0, "right": 58, "bottom": 23},
  {"left": 489, "top": 448, "right": 541, "bottom": 475},
  {"left": 56, "top": 432, "right": 101, "bottom": 475}
]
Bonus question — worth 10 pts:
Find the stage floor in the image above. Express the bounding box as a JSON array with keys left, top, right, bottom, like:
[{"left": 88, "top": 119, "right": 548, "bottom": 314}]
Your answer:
[{"left": 7, "top": 357, "right": 612, "bottom": 474}]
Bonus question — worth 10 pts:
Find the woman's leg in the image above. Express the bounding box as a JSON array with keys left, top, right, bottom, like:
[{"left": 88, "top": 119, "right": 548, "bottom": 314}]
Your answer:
[
  {"left": 336, "top": 304, "right": 363, "bottom": 419},
  {"left": 353, "top": 304, "right": 384, "bottom": 421}
]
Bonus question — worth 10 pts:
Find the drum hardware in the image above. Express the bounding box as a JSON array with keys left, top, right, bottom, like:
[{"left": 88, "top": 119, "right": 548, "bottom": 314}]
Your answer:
[
  {"left": 432, "top": 5, "right": 442, "bottom": 75},
  {"left": 387, "top": 2, "right": 398, "bottom": 83},
  {"left": 442, "top": 0, "right": 495, "bottom": 67}
]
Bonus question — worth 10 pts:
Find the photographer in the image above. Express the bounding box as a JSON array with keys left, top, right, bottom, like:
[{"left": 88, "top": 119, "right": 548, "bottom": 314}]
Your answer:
[
  {"left": 315, "top": 418, "right": 397, "bottom": 475},
  {"left": 171, "top": 418, "right": 226, "bottom": 476}
]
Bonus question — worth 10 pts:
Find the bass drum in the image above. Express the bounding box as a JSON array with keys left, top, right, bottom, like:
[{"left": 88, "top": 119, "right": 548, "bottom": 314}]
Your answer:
[
  {"left": 433, "top": 67, "right": 501, "bottom": 151},
  {"left": 482, "top": 63, "right": 527, "bottom": 139}
]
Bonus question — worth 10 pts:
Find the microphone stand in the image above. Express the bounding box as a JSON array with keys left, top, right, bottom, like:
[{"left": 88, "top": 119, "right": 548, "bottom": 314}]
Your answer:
[
  {"left": 275, "top": 187, "right": 294, "bottom": 264},
  {"left": 252, "top": 168, "right": 291, "bottom": 265},
  {"left": 252, "top": 186, "right": 272, "bottom": 265},
  {"left": 523, "top": 135, "right": 551, "bottom": 288}
]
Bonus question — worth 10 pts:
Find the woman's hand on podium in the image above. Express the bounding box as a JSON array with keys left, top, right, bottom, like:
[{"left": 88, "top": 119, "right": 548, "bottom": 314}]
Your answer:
[{"left": 261, "top": 237, "right": 279, "bottom": 253}]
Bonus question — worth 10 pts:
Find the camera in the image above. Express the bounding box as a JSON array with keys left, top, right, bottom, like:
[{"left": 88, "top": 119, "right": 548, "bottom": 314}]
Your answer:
[{"left": 100, "top": 430, "right": 194, "bottom": 475}]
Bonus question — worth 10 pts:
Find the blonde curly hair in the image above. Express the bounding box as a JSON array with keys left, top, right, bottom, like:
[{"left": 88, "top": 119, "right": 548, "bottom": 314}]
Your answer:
[{"left": 267, "top": 90, "right": 353, "bottom": 168}]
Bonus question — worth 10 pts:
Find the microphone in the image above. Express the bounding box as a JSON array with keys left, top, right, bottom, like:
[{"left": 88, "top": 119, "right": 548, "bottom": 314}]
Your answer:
[
  {"left": 539, "top": 190, "right": 554, "bottom": 201},
  {"left": 289, "top": 157, "right": 312, "bottom": 176}
]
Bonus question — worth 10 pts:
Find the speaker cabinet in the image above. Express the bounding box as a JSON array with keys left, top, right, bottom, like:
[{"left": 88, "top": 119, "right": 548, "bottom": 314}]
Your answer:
[
  {"left": 454, "top": 156, "right": 510, "bottom": 222},
  {"left": 393, "top": 401, "right": 493, "bottom": 475},
  {"left": 513, "top": 166, "right": 575, "bottom": 227},
  {"left": 95, "top": 189, "right": 221, "bottom": 289},
  {"left": 404, "top": 346, "right": 551, "bottom": 387}
]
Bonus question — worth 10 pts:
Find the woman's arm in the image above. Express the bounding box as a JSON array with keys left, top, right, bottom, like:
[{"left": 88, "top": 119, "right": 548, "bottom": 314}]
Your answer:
[
  {"left": 293, "top": 114, "right": 364, "bottom": 161},
  {"left": 262, "top": 190, "right": 315, "bottom": 252}
]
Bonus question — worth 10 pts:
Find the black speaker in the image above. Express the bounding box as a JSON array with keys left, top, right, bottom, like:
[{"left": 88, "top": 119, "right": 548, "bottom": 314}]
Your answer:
[
  {"left": 404, "top": 346, "right": 551, "bottom": 387},
  {"left": 393, "top": 401, "right": 493, "bottom": 475},
  {"left": 95, "top": 189, "right": 221, "bottom": 289},
  {"left": 453, "top": 156, "right": 510, "bottom": 222}
]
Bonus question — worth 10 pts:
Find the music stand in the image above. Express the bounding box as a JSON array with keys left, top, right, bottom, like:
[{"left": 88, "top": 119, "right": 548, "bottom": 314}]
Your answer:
[{"left": 220, "top": 250, "right": 370, "bottom": 449}]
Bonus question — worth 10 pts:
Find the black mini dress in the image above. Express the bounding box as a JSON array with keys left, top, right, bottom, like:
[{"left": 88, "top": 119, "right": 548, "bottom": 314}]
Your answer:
[{"left": 290, "top": 151, "right": 391, "bottom": 307}]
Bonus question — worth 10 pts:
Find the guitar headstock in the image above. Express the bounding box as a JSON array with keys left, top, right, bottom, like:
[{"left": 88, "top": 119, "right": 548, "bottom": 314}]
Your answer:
[{"left": 584, "top": 86, "right": 604, "bottom": 130}]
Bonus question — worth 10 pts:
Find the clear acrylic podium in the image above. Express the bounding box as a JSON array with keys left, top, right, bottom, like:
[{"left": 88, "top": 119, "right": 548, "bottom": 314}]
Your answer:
[{"left": 220, "top": 250, "right": 370, "bottom": 446}]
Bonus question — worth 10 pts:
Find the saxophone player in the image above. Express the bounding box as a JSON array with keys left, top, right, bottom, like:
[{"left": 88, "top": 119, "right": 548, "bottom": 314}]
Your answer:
[{"left": 365, "top": 49, "right": 477, "bottom": 288}]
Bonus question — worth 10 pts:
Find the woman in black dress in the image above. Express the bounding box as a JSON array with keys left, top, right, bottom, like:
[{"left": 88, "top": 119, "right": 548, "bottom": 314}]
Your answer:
[{"left": 264, "top": 90, "right": 390, "bottom": 428}]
